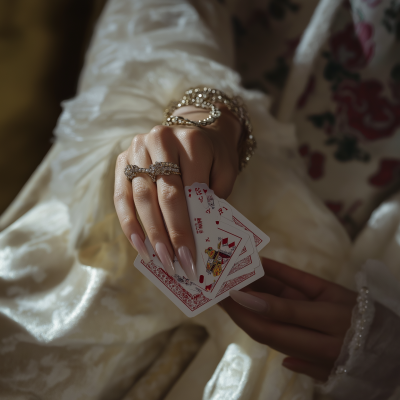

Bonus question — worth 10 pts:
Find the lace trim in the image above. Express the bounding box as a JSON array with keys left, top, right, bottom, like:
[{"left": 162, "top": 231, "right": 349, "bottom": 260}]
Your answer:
[
  {"left": 320, "top": 283, "right": 375, "bottom": 392},
  {"left": 334, "top": 287, "right": 374, "bottom": 375}
]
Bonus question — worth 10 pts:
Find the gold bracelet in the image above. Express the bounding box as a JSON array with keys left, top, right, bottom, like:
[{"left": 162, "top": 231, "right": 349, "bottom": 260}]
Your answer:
[{"left": 162, "top": 87, "right": 256, "bottom": 170}]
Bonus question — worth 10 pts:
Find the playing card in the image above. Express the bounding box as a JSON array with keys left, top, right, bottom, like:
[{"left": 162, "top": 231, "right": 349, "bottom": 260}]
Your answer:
[
  {"left": 134, "top": 249, "right": 265, "bottom": 317},
  {"left": 132, "top": 183, "right": 269, "bottom": 317},
  {"left": 210, "top": 207, "right": 260, "bottom": 279},
  {"left": 185, "top": 183, "right": 267, "bottom": 298},
  {"left": 186, "top": 183, "right": 221, "bottom": 226},
  {"left": 227, "top": 234, "right": 260, "bottom": 279},
  {"left": 219, "top": 199, "right": 270, "bottom": 252},
  {"left": 192, "top": 219, "right": 249, "bottom": 298},
  {"left": 186, "top": 183, "right": 219, "bottom": 211}
]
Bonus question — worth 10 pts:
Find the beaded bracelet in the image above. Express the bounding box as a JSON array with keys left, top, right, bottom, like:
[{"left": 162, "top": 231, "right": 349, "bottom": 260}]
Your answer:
[{"left": 162, "top": 87, "right": 256, "bottom": 171}]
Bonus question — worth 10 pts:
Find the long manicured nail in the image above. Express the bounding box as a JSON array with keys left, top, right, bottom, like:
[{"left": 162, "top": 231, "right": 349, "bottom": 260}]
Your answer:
[
  {"left": 155, "top": 242, "right": 175, "bottom": 276},
  {"left": 178, "top": 246, "right": 197, "bottom": 282},
  {"left": 130, "top": 234, "right": 150, "bottom": 263},
  {"left": 229, "top": 290, "right": 269, "bottom": 313}
]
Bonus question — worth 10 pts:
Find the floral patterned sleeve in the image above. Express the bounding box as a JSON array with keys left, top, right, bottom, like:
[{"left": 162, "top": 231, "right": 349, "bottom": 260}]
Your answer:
[{"left": 229, "top": 0, "right": 400, "bottom": 238}]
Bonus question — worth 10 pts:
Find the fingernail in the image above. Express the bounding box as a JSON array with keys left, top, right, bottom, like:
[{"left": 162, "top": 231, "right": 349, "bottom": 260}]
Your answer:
[
  {"left": 130, "top": 234, "right": 150, "bottom": 263},
  {"left": 178, "top": 246, "right": 197, "bottom": 282},
  {"left": 155, "top": 242, "right": 175, "bottom": 276},
  {"left": 229, "top": 290, "right": 269, "bottom": 313}
]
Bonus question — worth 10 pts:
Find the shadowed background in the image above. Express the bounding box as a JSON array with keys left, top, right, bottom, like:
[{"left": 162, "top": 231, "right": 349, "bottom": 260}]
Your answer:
[{"left": 0, "top": 0, "right": 106, "bottom": 215}]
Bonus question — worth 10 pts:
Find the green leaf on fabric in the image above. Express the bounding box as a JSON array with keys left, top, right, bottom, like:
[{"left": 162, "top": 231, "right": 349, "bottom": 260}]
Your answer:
[
  {"left": 264, "top": 57, "right": 289, "bottom": 89},
  {"left": 391, "top": 64, "right": 400, "bottom": 82},
  {"left": 382, "top": 0, "right": 400, "bottom": 40},
  {"left": 308, "top": 112, "right": 335, "bottom": 128},
  {"left": 268, "top": 0, "right": 300, "bottom": 20},
  {"left": 325, "top": 136, "right": 370, "bottom": 163}
]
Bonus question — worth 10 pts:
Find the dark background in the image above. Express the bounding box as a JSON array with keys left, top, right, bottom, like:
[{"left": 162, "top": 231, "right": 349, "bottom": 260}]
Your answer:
[{"left": 0, "top": 0, "right": 106, "bottom": 214}]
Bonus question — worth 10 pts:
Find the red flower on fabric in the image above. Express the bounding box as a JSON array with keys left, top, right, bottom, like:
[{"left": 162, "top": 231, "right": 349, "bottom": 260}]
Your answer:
[
  {"left": 355, "top": 22, "right": 375, "bottom": 61},
  {"left": 330, "top": 23, "right": 374, "bottom": 69},
  {"left": 298, "top": 144, "right": 325, "bottom": 180},
  {"left": 369, "top": 159, "right": 400, "bottom": 187},
  {"left": 298, "top": 144, "right": 309, "bottom": 157},
  {"left": 297, "top": 75, "right": 316, "bottom": 109},
  {"left": 325, "top": 201, "right": 343, "bottom": 216},
  {"left": 362, "top": 0, "right": 384, "bottom": 7},
  {"left": 333, "top": 80, "right": 400, "bottom": 140},
  {"left": 308, "top": 152, "right": 325, "bottom": 179},
  {"left": 390, "top": 82, "right": 400, "bottom": 103}
]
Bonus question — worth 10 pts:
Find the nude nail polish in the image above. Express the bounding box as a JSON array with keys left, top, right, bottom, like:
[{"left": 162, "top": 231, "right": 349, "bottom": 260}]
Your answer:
[
  {"left": 229, "top": 290, "right": 269, "bottom": 313},
  {"left": 177, "top": 246, "right": 197, "bottom": 282},
  {"left": 130, "top": 234, "right": 150, "bottom": 263},
  {"left": 155, "top": 242, "right": 175, "bottom": 276}
]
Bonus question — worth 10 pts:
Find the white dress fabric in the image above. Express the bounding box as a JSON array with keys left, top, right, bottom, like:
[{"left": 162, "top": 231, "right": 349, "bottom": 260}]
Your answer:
[{"left": 0, "top": 0, "right": 399, "bottom": 399}]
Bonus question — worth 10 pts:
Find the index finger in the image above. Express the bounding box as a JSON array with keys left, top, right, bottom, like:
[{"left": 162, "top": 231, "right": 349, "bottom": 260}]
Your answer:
[
  {"left": 261, "top": 258, "right": 330, "bottom": 299},
  {"left": 145, "top": 126, "right": 212, "bottom": 281},
  {"left": 221, "top": 296, "right": 341, "bottom": 366},
  {"left": 230, "top": 290, "right": 352, "bottom": 337}
]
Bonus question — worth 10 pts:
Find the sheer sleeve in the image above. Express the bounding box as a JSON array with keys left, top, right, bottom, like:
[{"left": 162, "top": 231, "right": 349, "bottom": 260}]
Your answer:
[{"left": 320, "top": 260, "right": 400, "bottom": 400}]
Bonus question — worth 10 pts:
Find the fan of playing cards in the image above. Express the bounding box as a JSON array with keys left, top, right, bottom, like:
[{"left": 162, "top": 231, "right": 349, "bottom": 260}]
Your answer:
[{"left": 134, "top": 183, "right": 270, "bottom": 317}]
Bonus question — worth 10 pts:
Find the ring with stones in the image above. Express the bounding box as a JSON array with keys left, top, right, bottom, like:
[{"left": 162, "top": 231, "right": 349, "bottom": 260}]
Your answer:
[{"left": 124, "top": 161, "right": 181, "bottom": 183}]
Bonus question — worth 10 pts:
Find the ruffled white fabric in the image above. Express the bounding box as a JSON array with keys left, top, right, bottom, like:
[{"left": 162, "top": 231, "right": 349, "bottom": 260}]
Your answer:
[{"left": 0, "top": 0, "right": 400, "bottom": 399}]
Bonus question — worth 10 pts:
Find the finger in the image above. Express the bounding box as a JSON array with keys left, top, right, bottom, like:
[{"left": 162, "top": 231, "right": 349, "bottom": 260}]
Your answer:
[
  {"left": 261, "top": 258, "right": 331, "bottom": 299},
  {"left": 209, "top": 148, "right": 238, "bottom": 199},
  {"left": 229, "top": 289, "right": 352, "bottom": 336},
  {"left": 220, "top": 297, "right": 341, "bottom": 366},
  {"left": 261, "top": 258, "right": 357, "bottom": 305},
  {"left": 175, "top": 127, "right": 213, "bottom": 186},
  {"left": 130, "top": 134, "right": 176, "bottom": 276},
  {"left": 114, "top": 150, "right": 150, "bottom": 263},
  {"left": 173, "top": 127, "right": 222, "bottom": 278},
  {"left": 248, "top": 275, "right": 308, "bottom": 301},
  {"left": 282, "top": 357, "right": 331, "bottom": 382},
  {"left": 146, "top": 125, "right": 210, "bottom": 281}
]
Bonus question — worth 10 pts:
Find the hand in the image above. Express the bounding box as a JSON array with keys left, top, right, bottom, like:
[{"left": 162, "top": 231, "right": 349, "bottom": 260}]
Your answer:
[
  {"left": 114, "top": 104, "right": 241, "bottom": 280},
  {"left": 220, "top": 258, "right": 357, "bottom": 381}
]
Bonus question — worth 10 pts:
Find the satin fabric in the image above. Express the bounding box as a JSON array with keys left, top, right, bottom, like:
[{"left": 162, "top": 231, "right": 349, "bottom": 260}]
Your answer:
[{"left": 1, "top": 0, "right": 399, "bottom": 399}]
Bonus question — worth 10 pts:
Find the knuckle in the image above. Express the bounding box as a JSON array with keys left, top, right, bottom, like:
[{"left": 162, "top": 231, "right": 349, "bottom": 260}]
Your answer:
[
  {"left": 144, "top": 224, "right": 162, "bottom": 238},
  {"left": 146, "top": 125, "right": 175, "bottom": 145},
  {"left": 130, "top": 134, "right": 145, "bottom": 153},
  {"left": 158, "top": 183, "right": 181, "bottom": 206},
  {"left": 113, "top": 189, "right": 126, "bottom": 204},
  {"left": 119, "top": 215, "right": 135, "bottom": 230},
  {"left": 116, "top": 152, "right": 127, "bottom": 166},
  {"left": 150, "top": 125, "right": 173, "bottom": 136},
  {"left": 167, "top": 228, "right": 189, "bottom": 244},
  {"left": 181, "top": 128, "right": 207, "bottom": 146},
  {"left": 132, "top": 180, "right": 153, "bottom": 202},
  {"left": 283, "top": 302, "right": 297, "bottom": 322}
]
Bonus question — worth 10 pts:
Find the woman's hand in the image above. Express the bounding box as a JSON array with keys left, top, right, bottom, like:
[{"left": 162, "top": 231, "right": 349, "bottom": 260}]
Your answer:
[
  {"left": 220, "top": 258, "right": 357, "bottom": 382},
  {"left": 114, "top": 104, "right": 241, "bottom": 280}
]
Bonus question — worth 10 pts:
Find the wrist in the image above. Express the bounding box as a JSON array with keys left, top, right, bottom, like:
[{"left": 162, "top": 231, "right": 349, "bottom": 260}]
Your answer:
[
  {"left": 172, "top": 104, "right": 238, "bottom": 123},
  {"left": 165, "top": 87, "right": 255, "bottom": 170},
  {"left": 172, "top": 104, "right": 241, "bottom": 140}
]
